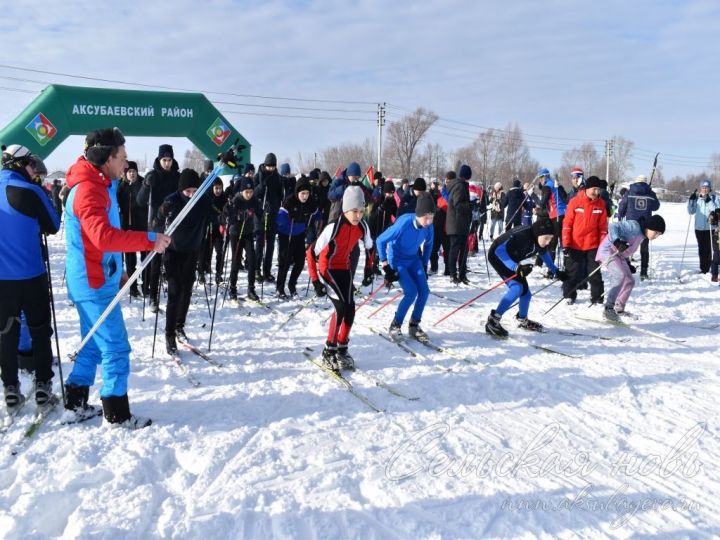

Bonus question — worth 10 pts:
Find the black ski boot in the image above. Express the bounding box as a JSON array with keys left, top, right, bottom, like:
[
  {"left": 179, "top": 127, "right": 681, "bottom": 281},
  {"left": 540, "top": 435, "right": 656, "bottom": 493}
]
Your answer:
[
  {"left": 63, "top": 384, "right": 101, "bottom": 422},
  {"left": 515, "top": 314, "right": 543, "bottom": 332},
  {"left": 388, "top": 320, "right": 403, "bottom": 341},
  {"left": 336, "top": 345, "right": 355, "bottom": 371},
  {"left": 276, "top": 290, "right": 289, "bottom": 301},
  {"left": 176, "top": 326, "right": 189, "bottom": 342},
  {"left": 247, "top": 288, "right": 260, "bottom": 302},
  {"left": 228, "top": 287, "right": 238, "bottom": 301},
  {"left": 321, "top": 345, "right": 340, "bottom": 373},
  {"left": 408, "top": 320, "right": 430, "bottom": 344},
  {"left": 4, "top": 383, "right": 24, "bottom": 411},
  {"left": 165, "top": 333, "right": 178, "bottom": 355},
  {"left": 101, "top": 394, "right": 152, "bottom": 429},
  {"left": 485, "top": 310, "right": 508, "bottom": 337}
]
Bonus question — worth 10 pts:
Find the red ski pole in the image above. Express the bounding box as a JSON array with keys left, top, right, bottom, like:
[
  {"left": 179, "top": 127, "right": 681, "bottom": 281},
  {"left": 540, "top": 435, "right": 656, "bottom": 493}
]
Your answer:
[
  {"left": 368, "top": 291, "right": 403, "bottom": 318},
  {"left": 433, "top": 273, "right": 517, "bottom": 327},
  {"left": 355, "top": 281, "right": 389, "bottom": 312}
]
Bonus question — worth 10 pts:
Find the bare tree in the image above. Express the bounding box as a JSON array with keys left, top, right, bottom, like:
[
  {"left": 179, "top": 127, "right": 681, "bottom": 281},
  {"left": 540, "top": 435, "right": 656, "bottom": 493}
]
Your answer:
[
  {"left": 559, "top": 142, "right": 602, "bottom": 182},
  {"left": 416, "top": 142, "right": 447, "bottom": 180},
  {"left": 710, "top": 152, "right": 720, "bottom": 183},
  {"left": 384, "top": 107, "right": 439, "bottom": 179},
  {"left": 318, "top": 138, "right": 375, "bottom": 175},
  {"left": 598, "top": 135, "right": 635, "bottom": 185},
  {"left": 183, "top": 146, "right": 206, "bottom": 172}
]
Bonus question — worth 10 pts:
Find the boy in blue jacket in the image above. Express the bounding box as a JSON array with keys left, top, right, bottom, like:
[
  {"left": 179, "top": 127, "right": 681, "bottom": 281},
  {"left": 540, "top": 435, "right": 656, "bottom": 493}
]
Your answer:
[{"left": 376, "top": 192, "right": 435, "bottom": 342}]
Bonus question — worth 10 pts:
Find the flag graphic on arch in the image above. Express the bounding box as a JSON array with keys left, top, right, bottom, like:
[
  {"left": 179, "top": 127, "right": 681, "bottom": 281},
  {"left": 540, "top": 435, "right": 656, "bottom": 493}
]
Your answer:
[
  {"left": 207, "top": 118, "right": 231, "bottom": 146},
  {"left": 25, "top": 113, "right": 58, "bottom": 146}
]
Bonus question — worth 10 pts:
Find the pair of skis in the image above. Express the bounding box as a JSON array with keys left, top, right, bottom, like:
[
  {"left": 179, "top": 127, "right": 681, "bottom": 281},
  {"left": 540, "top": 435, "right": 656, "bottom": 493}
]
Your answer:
[{"left": 167, "top": 336, "right": 223, "bottom": 387}]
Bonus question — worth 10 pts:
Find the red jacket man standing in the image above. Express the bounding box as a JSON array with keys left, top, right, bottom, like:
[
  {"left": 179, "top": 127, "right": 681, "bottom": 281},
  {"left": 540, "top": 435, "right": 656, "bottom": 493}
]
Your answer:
[{"left": 561, "top": 175, "right": 608, "bottom": 305}]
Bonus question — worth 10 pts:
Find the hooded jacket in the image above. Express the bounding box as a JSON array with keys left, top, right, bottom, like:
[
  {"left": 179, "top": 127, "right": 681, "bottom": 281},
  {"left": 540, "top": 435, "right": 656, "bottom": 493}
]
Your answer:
[
  {"left": 618, "top": 182, "right": 660, "bottom": 222},
  {"left": 445, "top": 177, "right": 472, "bottom": 235}
]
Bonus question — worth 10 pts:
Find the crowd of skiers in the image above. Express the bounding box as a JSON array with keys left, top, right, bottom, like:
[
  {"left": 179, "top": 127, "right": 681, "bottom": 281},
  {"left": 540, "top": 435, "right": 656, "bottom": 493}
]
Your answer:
[{"left": 2, "top": 127, "right": 718, "bottom": 429}]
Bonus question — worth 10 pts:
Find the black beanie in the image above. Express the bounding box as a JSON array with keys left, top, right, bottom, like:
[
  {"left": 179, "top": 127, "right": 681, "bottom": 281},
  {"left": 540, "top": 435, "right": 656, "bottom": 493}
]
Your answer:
[
  {"left": 204, "top": 159, "right": 214, "bottom": 172},
  {"left": 320, "top": 171, "right": 332, "bottom": 184},
  {"left": 308, "top": 169, "right": 320, "bottom": 181},
  {"left": 644, "top": 214, "right": 666, "bottom": 234},
  {"left": 295, "top": 177, "right": 311, "bottom": 195},
  {"left": 585, "top": 176, "right": 602, "bottom": 189},
  {"left": 240, "top": 177, "right": 254, "bottom": 191},
  {"left": 264, "top": 153, "right": 277, "bottom": 166},
  {"left": 415, "top": 192, "right": 436, "bottom": 217},
  {"left": 412, "top": 177, "right": 427, "bottom": 191},
  {"left": 243, "top": 163, "right": 255, "bottom": 175},
  {"left": 125, "top": 161, "right": 138, "bottom": 172},
  {"left": 532, "top": 217, "right": 555, "bottom": 237},
  {"left": 373, "top": 171, "right": 383, "bottom": 180},
  {"left": 85, "top": 128, "right": 125, "bottom": 167},
  {"left": 383, "top": 181, "right": 396, "bottom": 194},
  {"left": 178, "top": 168, "right": 200, "bottom": 191},
  {"left": 158, "top": 144, "right": 174, "bottom": 159}
]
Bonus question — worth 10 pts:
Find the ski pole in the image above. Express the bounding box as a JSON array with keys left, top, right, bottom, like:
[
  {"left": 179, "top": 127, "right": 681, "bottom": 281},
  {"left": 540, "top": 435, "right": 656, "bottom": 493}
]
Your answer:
[
  {"left": 68, "top": 144, "right": 240, "bottom": 361},
  {"left": 42, "top": 235, "right": 65, "bottom": 404},
  {"left": 151, "top": 270, "right": 163, "bottom": 359},
  {"left": 355, "top": 281, "right": 388, "bottom": 312},
  {"left": 276, "top": 295, "right": 317, "bottom": 331},
  {"left": 480, "top": 233, "right": 491, "bottom": 284},
  {"left": 433, "top": 273, "right": 517, "bottom": 327},
  {"left": 368, "top": 291, "right": 402, "bottom": 318},
  {"left": 509, "top": 277, "right": 560, "bottom": 310},
  {"left": 678, "top": 213, "right": 693, "bottom": 280},
  {"left": 207, "top": 223, "right": 231, "bottom": 351},
  {"left": 544, "top": 252, "right": 617, "bottom": 315}
]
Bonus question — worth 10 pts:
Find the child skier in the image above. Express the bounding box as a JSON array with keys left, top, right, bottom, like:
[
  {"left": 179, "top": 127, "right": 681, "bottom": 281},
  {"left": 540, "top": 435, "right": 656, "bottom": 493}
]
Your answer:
[
  {"left": 485, "top": 217, "right": 568, "bottom": 337},
  {"left": 596, "top": 215, "right": 666, "bottom": 321},
  {"left": 376, "top": 192, "right": 435, "bottom": 342},
  {"left": 307, "top": 186, "right": 373, "bottom": 372},
  {"left": 276, "top": 178, "right": 318, "bottom": 299},
  {"left": 225, "top": 176, "right": 263, "bottom": 302}
]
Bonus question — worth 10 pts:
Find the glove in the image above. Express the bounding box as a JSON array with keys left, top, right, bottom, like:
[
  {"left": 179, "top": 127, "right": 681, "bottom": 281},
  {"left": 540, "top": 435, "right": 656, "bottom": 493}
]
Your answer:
[
  {"left": 709, "top": 211, "right": 719, "bottom": 225},
  {"left": 613, "top": 239, "right": 629, "bottom": 252},
  {"left": 627, "top": 260, "right": 637, "bottom": 274},
  {"left": 689, "top": 190, "right": 698, "bottom": 201},
  {"left": 704, "top": 194, "right": 711, "bottom": 203},
  {"left": 218, "top": 148, "right": 237, "bottom": 169},
  {"left": 312, "top": 280, "right": 327, "bottom": 297},
  {"left": 562, "top": 248, "right": 571, "bottom": 259},
  {"left": 555, "top": 269, "right": 569, "bottom": 282},
  {"left": 517, "top": 263, "right": 533, "bottom": 277},
  {"left": 361, "top": 271, "right": 373, "bottom": 287},
  {"left": 383, "top": 265, "right": 399, "bottom": 285}
]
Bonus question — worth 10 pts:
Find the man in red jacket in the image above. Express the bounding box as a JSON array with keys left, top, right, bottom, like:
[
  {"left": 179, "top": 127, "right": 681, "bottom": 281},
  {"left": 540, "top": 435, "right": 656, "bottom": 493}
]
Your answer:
[{"left": 561, "top": 175, "right": 607, "bottom": 305}]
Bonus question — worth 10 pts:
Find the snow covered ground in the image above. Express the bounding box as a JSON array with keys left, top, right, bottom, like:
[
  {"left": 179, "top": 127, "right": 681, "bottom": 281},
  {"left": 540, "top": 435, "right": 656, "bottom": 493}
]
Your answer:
[{"left": 1, "top": 201, "right": 718, "bottom": 539}]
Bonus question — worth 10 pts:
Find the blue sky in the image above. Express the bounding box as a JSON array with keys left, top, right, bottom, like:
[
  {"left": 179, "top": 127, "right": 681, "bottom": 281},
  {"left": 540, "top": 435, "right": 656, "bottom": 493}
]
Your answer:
[{"left": 0, "top": 0, "right": 718, "bottom": 181}]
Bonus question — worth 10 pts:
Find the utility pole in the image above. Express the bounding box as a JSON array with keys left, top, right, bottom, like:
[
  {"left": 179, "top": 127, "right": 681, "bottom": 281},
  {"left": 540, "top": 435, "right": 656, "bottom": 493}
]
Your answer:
[
  {"left": 605, "top": 139, "right": 614, "bottom": 184},
  {"left": 377, "top": 102, "right": 386, "bottom": 172}
]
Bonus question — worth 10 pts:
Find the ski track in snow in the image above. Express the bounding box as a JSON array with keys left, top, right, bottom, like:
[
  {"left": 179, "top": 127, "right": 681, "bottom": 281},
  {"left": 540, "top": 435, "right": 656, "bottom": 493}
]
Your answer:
[{"left": 1, "top": 202, "right": 719, "bottom": 539}]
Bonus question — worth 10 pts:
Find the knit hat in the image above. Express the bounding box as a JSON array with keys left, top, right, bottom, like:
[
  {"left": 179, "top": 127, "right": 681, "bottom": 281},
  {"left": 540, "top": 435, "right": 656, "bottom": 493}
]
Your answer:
[
  {"left": 700, "top": 179, "right": 712, "bottom": 189},
  {"left": 383, "top": 181, "right": 396, "bottom": 194},
  {"left": 280, "top": 163, "right": 291, "bottom": 176},
  {"left": 125, "top": 161, "right": 138, "bottom": 172},
  {"left": 243, "top": 163, "right": 255, "bottom": 174},
  {"left": 537, "top": 167, "right": 550, "bottom": 177},
  {"left": 342, "top": 186, "right": 365, "bottom": 212},
  {"left": 494, "top": 182, "right": 502, "bottom": 190},
  {"left": 178, "top": 168, "right": 200, "bottom": 191},
  {"left": 373, "top": 171, "right": 383, "bottom": 180},
  {"left": 240, "top": 177, "right": 254, "bottom": 191},
  {"left": 264, "top": 153, "right": 277, "bottom": 166},
  {"left": 308, "top": 169, "right": 320, "bottom": 181},
  {"left": 295, "top": 177, "right": 311, "bottom": 195},
  {"left": 571, "top": 166, "right": 584, "bottom": 177},
  {"left": 532, "top": 217, "right": 555, "bottom": 237},
  {"left": 412, "top": 177, "right": 427, "bottom": 191},
  {"left": 346, "top": 162, "right": 362, "bottom": 177},
  {"left": 458, "top": 164, "right": 472, "bottom": 180},
  {"left": 585, "top": 176, "right": 603, "bottom": 189},
  {"left": 204, "top": 159, "right": 214, "bottom": 172},
  {"left": 85, "top": 128, "right": 126, "bottom": 166},
  {"left": 635, "top": 174, "right": 647, "bottom": 183},
  {"left": 415, "top": 192, "right": 436, "bottom": 217},
  {"left": 512, "top": 178, "right": 521, "bottom": 188},
  {"left": 158, "top": 144, "right": 174, "bottom": 159},
  {"left": 644, "top": 215, "right": 666, "bottom": 234}
]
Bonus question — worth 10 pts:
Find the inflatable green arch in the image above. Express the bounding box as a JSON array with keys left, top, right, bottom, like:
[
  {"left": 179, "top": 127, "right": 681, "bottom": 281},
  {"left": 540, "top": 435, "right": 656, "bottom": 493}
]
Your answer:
[{"left": 0, "top": 84, "right": 250, "bottom": 166}]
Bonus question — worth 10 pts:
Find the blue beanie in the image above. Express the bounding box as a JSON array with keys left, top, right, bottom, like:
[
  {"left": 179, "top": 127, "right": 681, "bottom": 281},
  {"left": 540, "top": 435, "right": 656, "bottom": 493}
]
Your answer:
[
  {"left": 537, "top": 167, "right": 550, "bottom": 177},
  {"left": 458, "top": 164, "right": 472, "bottom": 180},
  {"left": 347, "top": 162, "right": 362, "bottom": 177},
  {"left": 700, "top": 179, "right": 712, "bottom": 189},
  {"left": 280, "top": 163, "right": 291, "bottom": 176}
]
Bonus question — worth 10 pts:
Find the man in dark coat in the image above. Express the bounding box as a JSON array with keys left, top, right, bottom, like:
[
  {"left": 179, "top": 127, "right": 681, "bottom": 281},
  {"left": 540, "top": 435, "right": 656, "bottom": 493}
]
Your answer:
[
  {"left": 504, "top": 178, "right": 526, "bottom": 231},
  {"left": 445, "top": 166, "right": 472, "bottom": 284},
  {"left": 617, "top": 174, "right": 660, "bottom": 280},
  {"left": 253, "top": 153, "right": 284, "bottom": 282},
  {"left": 117, "top": 161, "right": 149, "bottom": 297}
]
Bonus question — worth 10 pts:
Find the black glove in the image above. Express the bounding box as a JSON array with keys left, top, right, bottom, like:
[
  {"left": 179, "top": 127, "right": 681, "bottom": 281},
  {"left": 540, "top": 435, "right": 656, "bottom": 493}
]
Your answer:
[
  {"left": 312, "top": 280, "right": 326, "bottom": 297},
  {"left": 689, "top": 190, "right": 698, "bottom": 201},
  {"left": 517, "top": 263, "right": 533, "bottom": 277},
  {"left": 383, "top": 265, "right": 399, "bottom": 285},
  {"left": 562, "top": 248, "right": 571, "bottom": 259},
  {"left": 555, "top": 269, "right": 569, "bottom": 281},
  {"left": 627, "top": 260, "right": 637, "bottom": 274},
  {"left": 704, "top": 194, "right": 711, "bottom": 203},
  {"left": 613, "top": 239, "right": 629, "bottom": 252},
  {"left": 361, "top": 271, "right": 373, "bottom": 287},
  {"left": 709, "top": 211, "right": 719, "bottom": 225},
  {"left": 218, "top": 148, "right": 237, "bottom": 169}
]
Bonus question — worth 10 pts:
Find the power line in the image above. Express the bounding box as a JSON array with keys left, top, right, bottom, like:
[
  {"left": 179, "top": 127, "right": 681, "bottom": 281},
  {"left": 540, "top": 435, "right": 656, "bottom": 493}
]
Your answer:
[
  {"left": 220, "top": 109, "right": 374, "bottom": 122},
  {"left": 213, "top": 100, "right": 376, "bottom": 114},
  {"left": 0, "top": 64, "right": 378, "bottom": 105}
]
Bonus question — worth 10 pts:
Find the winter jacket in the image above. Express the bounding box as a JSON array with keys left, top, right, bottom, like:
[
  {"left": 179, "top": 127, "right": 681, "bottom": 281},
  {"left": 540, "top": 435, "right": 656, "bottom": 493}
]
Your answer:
[
  {"left": 596, "top": 219, "right": 644, "bottom": 262},
  {"left": 490, "top": 225, "right": 558, "bottom": 274},
  {"left": 397, "top": 191, "right": 419, "bottom": 216},
  {"left": 488, "top": 189, "right": 506, "bottom": 221},
  {"left": 0, "top": 168, "right": 60, "bottom": 280},
  {"left": 504, "top": 183, "right": 526, "bottom": 227},
  {"left": 618, "top": 182, "right": 659, "bottom": 222},
  {"left": 445, "top": 177, "right": 472, "bottom": 235},
  {"left": 376, "top": 213, "right": 434, "bottom": 269},
  {"left": 253, "top": 164, "right": 284, "bottom": 212},
  {"left": 561, "top": 190, "right": 608, "bottom": 251},
  {"left": 136, "top": 158, "right": 180, "bottom": 232},
  {"left": 225, "top": 193, "right": 262, "bottom": 237},
  {"left": 64, "top": 156, "right": 156, "bottom": 301},
  {"left": 687, "top": 192, "right": 719, "bottom": 231},
  {"left": 160, "top": 190, "right": 212, "bottom": 254},
  {"left": 311, "top": 217, "right": 373, "bottom": 274},
  {"left": 276, "top": 192, "right": 319, "bottom": 237},
  {"left": 117, "top": 176, "right": 148, "bottom": 231},
  {"left": 539, "top": 176, "right": 567, "bottom": 219},
  {"left": 369, "top": 195, "right": 397, "bottom": 238},
  {"left": 313, "top": 180, "right": 331, "bottom": 226},
  {"left": 327, "top": 170, "right": 371, "bottom": 223},
  {"left": 209, "top": 191, "right": 228, "bottom": 234}
]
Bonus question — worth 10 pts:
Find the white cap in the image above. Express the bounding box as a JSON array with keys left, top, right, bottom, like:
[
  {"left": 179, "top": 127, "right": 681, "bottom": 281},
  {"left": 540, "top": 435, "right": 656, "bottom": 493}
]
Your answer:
[{"left": 635, "top": 175, "right": 648, "bottom": 183}]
